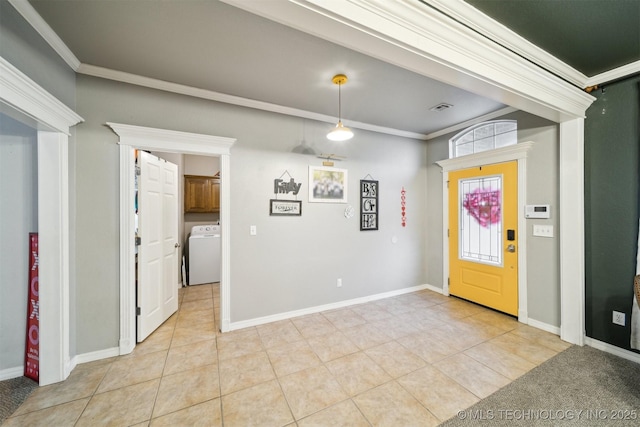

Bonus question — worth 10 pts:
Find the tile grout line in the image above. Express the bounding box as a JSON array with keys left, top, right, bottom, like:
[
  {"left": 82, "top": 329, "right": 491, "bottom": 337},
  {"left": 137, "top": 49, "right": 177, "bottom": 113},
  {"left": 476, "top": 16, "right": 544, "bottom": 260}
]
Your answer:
[
  {"left": 9, "top": 285, "right": 565, "bottom": 426},
  {"left": 145, "top": 286, "right": 185, "bottom": 424}
]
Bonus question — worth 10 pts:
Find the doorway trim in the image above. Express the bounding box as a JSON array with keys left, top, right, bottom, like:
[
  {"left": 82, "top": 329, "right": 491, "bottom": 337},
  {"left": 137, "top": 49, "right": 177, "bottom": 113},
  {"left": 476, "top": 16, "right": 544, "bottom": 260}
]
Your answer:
[
  {"left": 437, "top": 141, "right": 534, "bottom": 323},
  {"left": 0, "top": 57, "right": 83, "bottom": 385},
  {"left": 108, "top": 123, "right": 235, "bottom": 355}
]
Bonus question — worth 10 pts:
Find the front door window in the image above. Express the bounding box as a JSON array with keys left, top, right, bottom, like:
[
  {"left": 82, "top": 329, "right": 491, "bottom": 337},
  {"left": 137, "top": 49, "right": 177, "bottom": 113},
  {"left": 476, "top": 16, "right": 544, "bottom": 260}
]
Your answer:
[{"left": 459, "top": 175, "right": 503, "bottom": 266}]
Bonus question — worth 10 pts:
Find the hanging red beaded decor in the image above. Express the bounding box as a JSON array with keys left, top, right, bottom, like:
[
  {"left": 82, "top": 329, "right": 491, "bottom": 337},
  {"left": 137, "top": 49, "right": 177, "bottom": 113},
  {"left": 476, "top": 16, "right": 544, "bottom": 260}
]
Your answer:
[{"left": 401, "top": 187, "right": 407, "bottom": 227}]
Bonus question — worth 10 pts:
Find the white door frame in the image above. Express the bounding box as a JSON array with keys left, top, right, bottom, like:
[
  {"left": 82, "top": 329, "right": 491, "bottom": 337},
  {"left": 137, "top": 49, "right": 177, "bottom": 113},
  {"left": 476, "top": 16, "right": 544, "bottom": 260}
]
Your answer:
[
  {"left": 437, "top": 142, "right": 534, "bottom": 323},
  {"left": 0, "top": 57, "right": 83, "bottom": 385},
  {"left": 107, "top": 123, "right": 235, "bottom": 355}
]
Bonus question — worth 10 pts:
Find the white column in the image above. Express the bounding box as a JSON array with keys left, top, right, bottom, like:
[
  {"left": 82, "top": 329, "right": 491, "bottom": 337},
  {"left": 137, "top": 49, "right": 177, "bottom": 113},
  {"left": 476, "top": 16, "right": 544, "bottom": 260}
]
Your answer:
[
  {"left": 37, "top": 131, "right": 70, "bottom": 385},
  {"left": 559, "top": 118, "right": 586, "bottom": 345}
]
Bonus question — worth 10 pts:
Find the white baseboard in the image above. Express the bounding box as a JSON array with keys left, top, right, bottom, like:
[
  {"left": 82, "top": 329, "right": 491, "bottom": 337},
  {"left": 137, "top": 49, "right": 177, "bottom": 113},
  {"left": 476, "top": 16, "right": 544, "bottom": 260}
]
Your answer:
[
  {"left": 74, "top": 347, "right": 120, "bottom": 365},
  {"left": 0, "top": 366, "right": 24, "bottom": 381},
  {"left": 422, "top": 283, "right": 444, "bottom": 294},
  {"left": 584, "top": 337, "right": 640, "bottom": 364},
  {"left": 65, "top": 356, "right": 77, "bottom": 379},
  {"left": 0, "top": 347, "right": 120, "bottom": 383},
  {"left": 527, "top": 318, "right": 560, "bottom": 335},
  {"left": 228, "top": 284, "right": 430, "bottom": 331}
]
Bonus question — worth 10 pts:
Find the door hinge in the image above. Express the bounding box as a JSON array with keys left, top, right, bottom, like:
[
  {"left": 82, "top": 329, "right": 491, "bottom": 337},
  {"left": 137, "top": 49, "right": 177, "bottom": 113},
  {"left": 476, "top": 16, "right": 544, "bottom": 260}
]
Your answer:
[
  {"left": 136, "top": 307, "right": 141, "bottom": 316},
  {"left": 135, "top": 166, "right": 141, "bottom": 176},
  {"left": 446, "top": 181, "right": 449, "bottom": 189},
  {"left": 448, "top": 277, "right": 450, "bottom": 286},
  {"left": 135, "top": 236, "right": 141, "bottom": 246},
  {"left": 447, "top": 229, "right": 449, "bottom": 237}
]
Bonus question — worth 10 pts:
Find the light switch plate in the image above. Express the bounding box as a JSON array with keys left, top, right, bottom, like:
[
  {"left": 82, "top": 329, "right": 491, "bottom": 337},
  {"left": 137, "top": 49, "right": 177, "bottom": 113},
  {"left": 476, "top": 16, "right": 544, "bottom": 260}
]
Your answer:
[
  {"left": 533, "top": 224, "right": 553, "bottom": 238},
  {"left": 250, "top": 225, "right": 257, "bottom": 236}
]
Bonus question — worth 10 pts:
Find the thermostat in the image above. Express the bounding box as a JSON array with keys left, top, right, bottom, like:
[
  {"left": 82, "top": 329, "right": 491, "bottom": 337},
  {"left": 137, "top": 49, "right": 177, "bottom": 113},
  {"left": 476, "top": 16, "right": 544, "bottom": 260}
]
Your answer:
[{"left": 525, "top": 204, "right": 550, "bottom": 219}]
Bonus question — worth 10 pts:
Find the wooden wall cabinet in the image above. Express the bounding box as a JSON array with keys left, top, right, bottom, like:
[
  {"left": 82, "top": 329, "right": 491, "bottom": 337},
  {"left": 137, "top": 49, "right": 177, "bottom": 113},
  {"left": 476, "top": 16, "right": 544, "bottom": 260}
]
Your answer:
[{"left": 184, "top": 175, "right": 220, "bottom": 213}]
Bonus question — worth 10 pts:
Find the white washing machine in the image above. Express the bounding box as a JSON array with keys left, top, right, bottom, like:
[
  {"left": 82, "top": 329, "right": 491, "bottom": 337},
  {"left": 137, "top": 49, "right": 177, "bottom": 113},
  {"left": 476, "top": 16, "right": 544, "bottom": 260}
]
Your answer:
[{"left": 188, "top": 224, "right": 221, "bottom": 285}]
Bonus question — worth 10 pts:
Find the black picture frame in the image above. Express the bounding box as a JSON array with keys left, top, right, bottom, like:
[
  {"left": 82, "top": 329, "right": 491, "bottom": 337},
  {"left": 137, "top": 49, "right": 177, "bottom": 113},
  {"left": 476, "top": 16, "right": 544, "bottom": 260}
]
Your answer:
[
  {"left": 360, "top": 180, "right": 378, "bottom": 230},
  {"left": 270, "top": 199, "right": 302, "bottom": 216}
]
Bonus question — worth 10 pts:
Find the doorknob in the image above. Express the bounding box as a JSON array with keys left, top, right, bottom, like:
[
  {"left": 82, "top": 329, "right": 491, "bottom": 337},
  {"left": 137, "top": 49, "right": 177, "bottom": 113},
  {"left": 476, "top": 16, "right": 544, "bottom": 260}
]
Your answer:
[
  {"left": 175, "top": 243, "right": 180, "bottom": 248},
  {"left": 507, "top": 244, "right": 516, "bottom": 253}
]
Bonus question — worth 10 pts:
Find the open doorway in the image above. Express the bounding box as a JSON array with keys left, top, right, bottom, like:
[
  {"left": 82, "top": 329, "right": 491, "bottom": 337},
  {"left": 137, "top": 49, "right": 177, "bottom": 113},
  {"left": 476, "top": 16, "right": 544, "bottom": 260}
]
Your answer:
[
  {"left": 108, "top": 123, "right": 235, "bottom": 356},
  {"left": 135, "top": 150, "right": 222, "bottom": 342}
]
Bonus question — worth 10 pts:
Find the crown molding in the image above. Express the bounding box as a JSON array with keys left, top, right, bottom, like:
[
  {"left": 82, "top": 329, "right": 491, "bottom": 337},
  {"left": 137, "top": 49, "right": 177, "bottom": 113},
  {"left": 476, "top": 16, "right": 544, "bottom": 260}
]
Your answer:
[
  {"left": 225, "top": 0, "right": 595, "bottom": 122},
  {"left": 586, "top": 60, "right": 640, "bottom": 88},
  {"left": 0, "top": 56, "right": 83, "bottom": 134},
  {"left": 424, "top": 0, "right": 590, "bottom": 88},
  {"left": 79, "top": 63, "right": 428, "bottom": 140},
  {"left": 8, "top": 0, "right": 80, "bottom": 71},
  {"left": 345, "top": 0, "right": 595, "bottom": 117}
]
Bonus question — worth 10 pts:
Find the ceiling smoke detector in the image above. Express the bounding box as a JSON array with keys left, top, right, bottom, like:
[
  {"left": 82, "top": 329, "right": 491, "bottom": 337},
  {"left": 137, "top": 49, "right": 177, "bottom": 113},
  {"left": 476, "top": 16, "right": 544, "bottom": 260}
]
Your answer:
[{"left": 429, "top": 103, "right": 453, "bottom": 112}]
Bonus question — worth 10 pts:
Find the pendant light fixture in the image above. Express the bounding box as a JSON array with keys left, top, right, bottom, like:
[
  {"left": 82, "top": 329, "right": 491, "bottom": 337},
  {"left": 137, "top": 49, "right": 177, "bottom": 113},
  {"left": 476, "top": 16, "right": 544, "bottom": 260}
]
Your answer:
[{"left": 327, "top": 74, "right": 354, "bottom": 141}]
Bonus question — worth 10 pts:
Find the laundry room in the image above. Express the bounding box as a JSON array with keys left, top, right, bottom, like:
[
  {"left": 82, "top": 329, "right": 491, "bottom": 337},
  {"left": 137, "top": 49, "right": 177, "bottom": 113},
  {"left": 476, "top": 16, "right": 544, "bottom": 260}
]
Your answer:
[{"left": 182, "top": 155, "right": 221, "bottom": 287}]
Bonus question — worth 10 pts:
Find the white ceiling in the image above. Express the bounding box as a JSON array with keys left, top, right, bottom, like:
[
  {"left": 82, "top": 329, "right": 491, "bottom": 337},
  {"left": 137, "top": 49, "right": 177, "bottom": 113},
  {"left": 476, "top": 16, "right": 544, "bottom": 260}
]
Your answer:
[{"left": 28, "top": 0, "right": 509, "bottom": 139}]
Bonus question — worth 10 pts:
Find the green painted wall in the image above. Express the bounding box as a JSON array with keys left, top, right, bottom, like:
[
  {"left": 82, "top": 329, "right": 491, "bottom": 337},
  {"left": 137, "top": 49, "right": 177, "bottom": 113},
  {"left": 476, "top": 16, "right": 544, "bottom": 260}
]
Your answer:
[{"left": 585, "top": 77, "right": 640, "bottom": 351}]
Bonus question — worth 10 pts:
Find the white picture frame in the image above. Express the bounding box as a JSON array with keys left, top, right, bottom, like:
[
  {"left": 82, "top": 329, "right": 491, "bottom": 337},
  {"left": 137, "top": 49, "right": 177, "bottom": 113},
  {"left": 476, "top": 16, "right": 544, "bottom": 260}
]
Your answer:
[{"left": 308, "top": 165, "right": 348, "bottom": 203}]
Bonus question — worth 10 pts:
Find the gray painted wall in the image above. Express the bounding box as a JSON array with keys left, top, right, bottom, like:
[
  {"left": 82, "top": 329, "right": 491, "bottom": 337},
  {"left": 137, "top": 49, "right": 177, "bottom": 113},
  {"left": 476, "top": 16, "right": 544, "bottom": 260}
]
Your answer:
[
  {"left": 425, "top": 111, "right": 561, "bottom": 327},
  {"left": 0, "top": 1, "right": 76, "bottom": 109},
  {"left": 0, "top": 113, "right": 38, "bottom": 371},
  {"left": 75, "top": 75, "right": 427, "bottom": 352}
]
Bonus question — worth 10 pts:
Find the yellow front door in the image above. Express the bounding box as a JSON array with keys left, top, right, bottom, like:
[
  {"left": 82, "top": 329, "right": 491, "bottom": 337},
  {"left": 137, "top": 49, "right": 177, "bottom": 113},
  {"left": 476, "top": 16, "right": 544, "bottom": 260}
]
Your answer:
[{"left": 449, "top": 161, "right": 518, "bottom": 316}]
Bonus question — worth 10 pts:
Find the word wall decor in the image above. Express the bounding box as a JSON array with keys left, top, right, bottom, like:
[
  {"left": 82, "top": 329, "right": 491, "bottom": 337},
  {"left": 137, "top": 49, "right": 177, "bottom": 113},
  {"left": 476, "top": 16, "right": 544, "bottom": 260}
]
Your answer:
[
  {"left": 270, "top": 170, "right": 303, "bottom": 216},
  {"left": 360, "top": 179, "right": 378, "bottom": 231}
]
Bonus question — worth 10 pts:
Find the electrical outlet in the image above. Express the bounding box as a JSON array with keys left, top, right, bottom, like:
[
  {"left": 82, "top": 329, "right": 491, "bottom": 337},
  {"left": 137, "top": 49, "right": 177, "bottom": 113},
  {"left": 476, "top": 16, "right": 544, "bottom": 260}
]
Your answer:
[
  {"left": 613, "top": 311, "right": 626, "bottom": 326},
  {"left": 337, "top": 278, "right": 342, "bottom": 288}
]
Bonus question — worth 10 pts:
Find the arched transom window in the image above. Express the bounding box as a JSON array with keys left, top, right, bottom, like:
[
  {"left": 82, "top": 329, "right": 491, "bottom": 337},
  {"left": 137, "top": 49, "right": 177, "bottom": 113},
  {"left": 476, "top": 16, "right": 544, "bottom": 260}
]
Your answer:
[{"left": 449, "top": 120, "right": 517, "bottom": 158}]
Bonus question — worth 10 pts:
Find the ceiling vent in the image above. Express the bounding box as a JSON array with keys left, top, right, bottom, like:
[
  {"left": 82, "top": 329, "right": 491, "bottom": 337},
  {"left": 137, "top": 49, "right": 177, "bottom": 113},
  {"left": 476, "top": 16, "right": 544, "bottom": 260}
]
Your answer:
[{"left": 429, "top": 103, "right": 453, "bottom": 112}]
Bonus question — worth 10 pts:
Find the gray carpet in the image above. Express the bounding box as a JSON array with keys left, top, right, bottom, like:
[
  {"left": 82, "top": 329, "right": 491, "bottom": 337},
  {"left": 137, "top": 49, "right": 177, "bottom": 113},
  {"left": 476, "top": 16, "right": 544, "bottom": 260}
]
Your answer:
[
  {"left": 0, "top": 376, "right": 38, "bottom": 424},
  {"left": 440, "top": 345, "right": 640, "bottom": 426}
]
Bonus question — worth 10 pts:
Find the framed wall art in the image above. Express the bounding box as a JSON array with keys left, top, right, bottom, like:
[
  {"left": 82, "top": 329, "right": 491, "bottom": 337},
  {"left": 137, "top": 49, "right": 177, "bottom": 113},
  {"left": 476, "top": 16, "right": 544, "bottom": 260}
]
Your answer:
[
  {"left": 308, "top": 165, "right": 348, "bottom": 203},
  {"left": 270, "top": 199, "right": 302, "bottom": 216},
  {"left": 360, "top": 179, "right": 378, "bottom": 230}
]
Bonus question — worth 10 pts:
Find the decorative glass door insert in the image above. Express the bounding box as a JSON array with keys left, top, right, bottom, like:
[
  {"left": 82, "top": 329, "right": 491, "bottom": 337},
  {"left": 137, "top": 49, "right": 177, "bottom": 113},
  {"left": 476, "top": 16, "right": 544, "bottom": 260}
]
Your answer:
[{"left": 458, "top": 174, "right": 503, "bottom": 266}]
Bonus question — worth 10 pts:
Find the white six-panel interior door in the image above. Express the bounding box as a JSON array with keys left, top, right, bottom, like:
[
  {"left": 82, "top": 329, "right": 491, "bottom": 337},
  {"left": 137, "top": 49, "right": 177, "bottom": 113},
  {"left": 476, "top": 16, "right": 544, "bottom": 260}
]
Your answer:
[{"left": 137, "top": 151, "right": 179, "bottom": 342}]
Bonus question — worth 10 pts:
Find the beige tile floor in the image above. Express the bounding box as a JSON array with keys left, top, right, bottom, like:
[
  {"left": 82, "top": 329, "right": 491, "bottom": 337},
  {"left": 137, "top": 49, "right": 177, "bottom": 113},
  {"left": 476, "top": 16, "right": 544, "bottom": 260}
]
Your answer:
[{"left": 4, "top": 284, "right": 570, "bottom": 426}]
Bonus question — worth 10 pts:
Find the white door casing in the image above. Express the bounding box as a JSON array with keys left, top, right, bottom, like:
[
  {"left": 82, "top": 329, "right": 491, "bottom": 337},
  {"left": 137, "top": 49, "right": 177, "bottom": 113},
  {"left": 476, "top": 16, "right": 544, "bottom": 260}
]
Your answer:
[
  {"left": 0, "top": 57, "right": 83, "bottom": 385},
  {"left": 108, "top": 123, "right": 235, "bottom": 355}
]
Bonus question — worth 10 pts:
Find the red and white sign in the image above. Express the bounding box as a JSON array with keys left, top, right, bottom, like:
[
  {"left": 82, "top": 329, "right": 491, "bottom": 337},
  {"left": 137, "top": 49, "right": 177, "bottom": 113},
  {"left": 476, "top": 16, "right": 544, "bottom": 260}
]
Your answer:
[{"left": 25, "top": 233, "right": 39, "bottom": 382}]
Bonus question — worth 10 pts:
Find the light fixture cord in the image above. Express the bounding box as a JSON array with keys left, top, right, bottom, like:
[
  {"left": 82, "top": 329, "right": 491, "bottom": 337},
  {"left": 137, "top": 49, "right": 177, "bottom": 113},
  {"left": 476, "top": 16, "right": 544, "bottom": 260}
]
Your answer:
[{"left": 338, "top": 82, "right": 342, "bottom": 121}]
